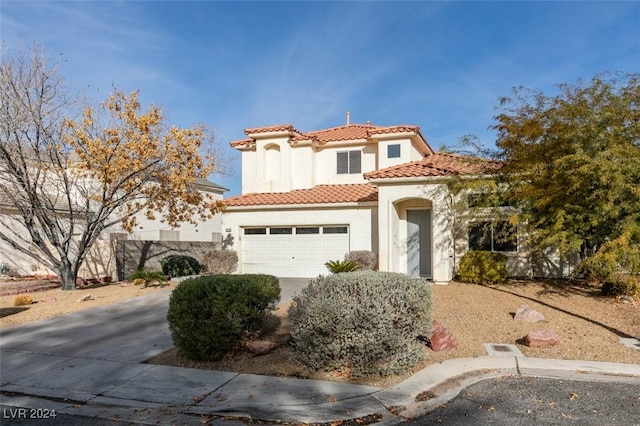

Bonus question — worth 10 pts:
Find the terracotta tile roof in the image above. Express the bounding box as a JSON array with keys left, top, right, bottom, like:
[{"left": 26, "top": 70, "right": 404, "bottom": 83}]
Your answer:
[
  {"left": 224, "top": 183, "right": 378, "bottom": 207},
  {"left": 230, "top": 124, "right": 302, "bottom": 148},
  {"left": 229, "top": 138, "right": 255, "bottom": 149},
  {"left": 365, "top": 152, "right": 502, "bottom": 180},
  {"left": 304, "top": 123, "right": 380, "bottom": 143},
  {"left": 244, "top": 124, "right": 303, "bottom": 136},
  {"left": 230, "top": 123, "right": 431, "bottom": 150}
]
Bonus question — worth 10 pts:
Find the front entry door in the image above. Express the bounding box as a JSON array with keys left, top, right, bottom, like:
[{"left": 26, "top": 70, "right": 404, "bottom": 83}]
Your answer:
[{"left": 407, "top": 210, "right": 432, "bottom": 278}]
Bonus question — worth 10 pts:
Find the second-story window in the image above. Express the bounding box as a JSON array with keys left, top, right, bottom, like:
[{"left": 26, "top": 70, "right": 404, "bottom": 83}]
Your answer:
[
  {"left": 387, "top": 144, "right": 401, "bottom": 158},
  {"left": 337, "top": 150, "right": 361, "bottom": 174}
]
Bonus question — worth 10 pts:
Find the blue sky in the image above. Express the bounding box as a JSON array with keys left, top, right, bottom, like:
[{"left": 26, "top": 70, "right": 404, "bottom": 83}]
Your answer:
[{"left": 2, "top": 1, "right": 638, "bottom": 196}]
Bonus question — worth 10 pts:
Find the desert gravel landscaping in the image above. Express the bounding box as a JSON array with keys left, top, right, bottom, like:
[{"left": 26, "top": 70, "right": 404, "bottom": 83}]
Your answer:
[{"left": 1, "top": 278, "right": 638, "bottom": 388}]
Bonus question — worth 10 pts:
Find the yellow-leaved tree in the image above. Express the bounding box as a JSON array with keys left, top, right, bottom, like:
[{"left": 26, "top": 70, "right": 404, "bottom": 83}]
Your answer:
[{"left": 0, "top": 45, "right": 225, "bottom": 290}]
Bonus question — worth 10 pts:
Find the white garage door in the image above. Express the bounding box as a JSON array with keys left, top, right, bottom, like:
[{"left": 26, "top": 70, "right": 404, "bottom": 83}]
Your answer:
[{"left": 241, "top": 225, "right": 349, "bottom": 277}]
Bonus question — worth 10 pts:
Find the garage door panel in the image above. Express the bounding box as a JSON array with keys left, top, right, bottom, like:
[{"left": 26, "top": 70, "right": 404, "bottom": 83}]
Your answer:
[{"left": 241, "top": 226, "right": 349, "bottom": 277}]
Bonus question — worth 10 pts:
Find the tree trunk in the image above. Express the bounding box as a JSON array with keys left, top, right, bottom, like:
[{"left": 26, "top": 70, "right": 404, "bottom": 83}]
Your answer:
[{"left": 59, "top": 266, "right": 78, "bottom": 291}]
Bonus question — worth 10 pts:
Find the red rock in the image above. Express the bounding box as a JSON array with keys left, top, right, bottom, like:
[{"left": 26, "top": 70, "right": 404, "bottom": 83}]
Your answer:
[
  {"left": 514, "top": 305, "right": 545, "bottom": 323},
  {"left": 523, "top": 328, "right": 559, "bottom": 348},
  {"left": 429, "top": 320, "right": 458, "bottom": 352},
  {"left": 245, "top": 340, "right": 278, "bottom": 356}
]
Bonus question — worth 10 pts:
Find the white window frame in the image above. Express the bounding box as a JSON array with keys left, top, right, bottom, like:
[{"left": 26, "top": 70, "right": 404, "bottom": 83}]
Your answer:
[{"left": 337, "top": 150, "right": 362, "bottom": 174}]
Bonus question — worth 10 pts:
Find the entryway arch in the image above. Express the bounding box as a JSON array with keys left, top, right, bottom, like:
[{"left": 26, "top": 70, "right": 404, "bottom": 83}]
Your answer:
[{"left": 393, "top": 198, "right": 433, "bottom": 278}]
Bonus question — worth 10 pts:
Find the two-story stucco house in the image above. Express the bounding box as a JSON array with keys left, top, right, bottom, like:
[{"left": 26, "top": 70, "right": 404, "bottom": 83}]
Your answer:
[{"left": 222, "top": 121, "right": 539, "bottom": 283}]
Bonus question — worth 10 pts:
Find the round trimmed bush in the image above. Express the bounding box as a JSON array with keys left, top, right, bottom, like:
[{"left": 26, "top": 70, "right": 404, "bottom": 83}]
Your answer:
[
  {"left": 161, "top": 254, "right": 202, "bottom": 278},
  {"left": 288, "top": 271, "right": 431, "bottom": 376},
  {"left": 167, "top": 274, "right": 280, "bottom": 361}
]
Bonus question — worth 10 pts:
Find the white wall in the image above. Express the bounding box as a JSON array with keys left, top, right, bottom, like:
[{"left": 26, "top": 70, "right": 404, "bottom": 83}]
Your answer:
[
  {"left": 110, "top": 189, "right": 224, "bottom": 243},
  {"left": 290, "top": 145, "right": 315, "bottom": 190},
  {"left": 314, "top": 145, "right": 376, "bottom": 185},
  {"left": 239, "top": 132, "right": 429, "bottom": 192},
  {"left": 377, "top": 138, "right": 414, "bottom": 170},
  {"left": 241, "top": 150, "right": 259, "bottom": 193}
]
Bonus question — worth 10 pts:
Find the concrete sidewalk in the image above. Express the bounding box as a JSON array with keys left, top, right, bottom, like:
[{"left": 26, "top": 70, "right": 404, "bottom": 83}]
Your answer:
[{"left": 1, "top": 289, "right": 639, "bottom": 425}]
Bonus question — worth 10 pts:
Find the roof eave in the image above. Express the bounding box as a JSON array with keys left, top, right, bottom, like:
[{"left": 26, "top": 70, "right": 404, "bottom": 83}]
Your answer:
[
  {"left": 366, "top": 175, "right": 450, "bottom": 185},
  {"left": 369, "top": 130, "right": 434, "bottom": 155},
  {"left": 312, "top": 138, "right": 372, "bottom": 148},
  {"left": 245, "top": 129, "right": 297, "bottom": 139},
  {"left": 367, "top": 172, "right": 497, "bottom": 185},
  {"left": 224, "top": 201, "right": 378, "bottom": 211}
]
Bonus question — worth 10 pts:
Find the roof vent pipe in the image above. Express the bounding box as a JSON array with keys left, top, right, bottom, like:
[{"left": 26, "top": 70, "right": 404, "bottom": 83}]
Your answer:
[{"left": 346, "top": 111, "right": 351, "bottom": 125}]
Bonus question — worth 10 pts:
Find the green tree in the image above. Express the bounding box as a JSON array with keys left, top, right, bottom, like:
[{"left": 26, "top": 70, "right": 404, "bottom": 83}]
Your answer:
[
  {"left": 493, "top": 72, "right": 640, "bottom": 281},
  {"left": 0, "top": 45, "right": 225, "bottom": 290}
]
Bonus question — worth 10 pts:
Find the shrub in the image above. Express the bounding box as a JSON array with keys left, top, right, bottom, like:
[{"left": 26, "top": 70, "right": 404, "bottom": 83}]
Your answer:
[
  {"left": 457, "top": 251, "right": 508, "bottom": 285},
  {"left": 325, "top": 260, "right": 361, "bottom": 273},
  {"left": 167, "top": 274, "right": 280, "bottom": 361},
  {"left": 201, "top": 250, "right": 238, "bottom": 274},
  {"left": 601, "top": 276, "right": 639, "bottom": 298},
  {"left": 13, "top": 294, "right": 33, "bottom": 306},
  {"left": 575, "top": 238, "right": 640, "bottom": 284},
  {"left": 288, "top": 271, "right": 431, "bottom": 376},
  {"left": 161, "top": 254, "right": 202, "bottom": 278},
  {"left": 344, "top": 250, "right": 378, "bottom": 270},
  {"left": 130, "top": 269, "right": 167, "bottom": 288}
]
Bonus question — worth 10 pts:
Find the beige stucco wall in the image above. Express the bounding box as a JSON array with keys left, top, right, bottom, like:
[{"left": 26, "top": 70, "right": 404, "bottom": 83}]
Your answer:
[{"left": 377, "top": 138, "right": 414, "bottom": 170}]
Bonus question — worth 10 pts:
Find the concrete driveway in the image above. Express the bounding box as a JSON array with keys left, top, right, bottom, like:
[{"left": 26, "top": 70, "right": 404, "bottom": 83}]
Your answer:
[{"left": 277, "top": 277, "right": 312, "bottom": 303}]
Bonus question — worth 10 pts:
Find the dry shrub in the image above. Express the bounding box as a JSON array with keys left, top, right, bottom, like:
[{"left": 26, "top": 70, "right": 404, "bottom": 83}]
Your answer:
[
  {"left": 344, "top": 250, "right": 378, "bottom": 270},
  {"left": 13, "top": 294, "right": 34, "bottom": 306},
  {"left": 202, "top": 251, "right": 238, "bottom": 274}
]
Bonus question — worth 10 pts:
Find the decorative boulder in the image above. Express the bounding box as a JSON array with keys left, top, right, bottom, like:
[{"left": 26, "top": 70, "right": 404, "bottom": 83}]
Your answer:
[
  {"left": 428, "top": 320, "right": 458, "bottom": 352},
  {"left": 514, "top": 305, "right": 545, "bottom": 323},
  {"left": 245, "top": 340, "right": 278, "bottom": 356},
  {"left": 522, "top": 328, "right": 558, "bottom": 348}
]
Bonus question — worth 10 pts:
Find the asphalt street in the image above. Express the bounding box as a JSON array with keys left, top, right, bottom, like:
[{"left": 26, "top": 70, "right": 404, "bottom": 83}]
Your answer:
[{"left": 405, "top": 376, "right": 640, "bottom": 425}]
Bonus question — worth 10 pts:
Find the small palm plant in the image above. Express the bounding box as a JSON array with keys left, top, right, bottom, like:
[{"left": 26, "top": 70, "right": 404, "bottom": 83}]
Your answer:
[
  {"left": 130, "top": 269, "right": 168, "bottom": 288},
  {"left": 325, "top": 260, "right": 362, "bottom": 273}
]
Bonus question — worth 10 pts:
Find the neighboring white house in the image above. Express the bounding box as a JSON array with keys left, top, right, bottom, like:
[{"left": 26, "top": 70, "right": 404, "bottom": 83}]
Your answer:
[
  {"left": 222, "top": 121, "right": 572, "bottom": 282},
  {"left": 106, "top": 178, "right": 228, "bottom": 244},
  {"left": 0, "top": 178, "right": 227, "bottom": 279}
]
